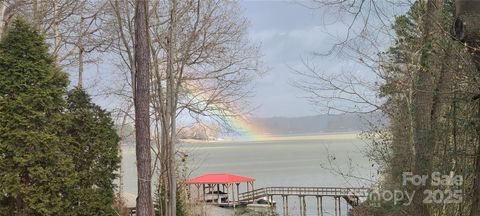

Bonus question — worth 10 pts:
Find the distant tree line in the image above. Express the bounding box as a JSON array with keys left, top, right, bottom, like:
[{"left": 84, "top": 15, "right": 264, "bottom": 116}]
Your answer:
[{"left": 253, "top": 112, "right": 385, "bottom": 135}]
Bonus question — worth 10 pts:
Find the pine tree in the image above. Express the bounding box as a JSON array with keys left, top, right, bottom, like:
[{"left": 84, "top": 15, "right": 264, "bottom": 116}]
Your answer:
[
  {"left": 371, "top": 1, "right": 479, "bottom": 215},
  {"left": 0, "top": 19, "right": 74, "bottom": 215},
  {"left": 64, "top": 88, "right": 120, "bottom": 215}
]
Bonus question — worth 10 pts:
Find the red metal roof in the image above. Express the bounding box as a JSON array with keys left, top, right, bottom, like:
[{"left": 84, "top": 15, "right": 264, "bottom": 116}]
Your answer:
[{"left": 185, "top": 173, "right": 255, "bottom": 184}]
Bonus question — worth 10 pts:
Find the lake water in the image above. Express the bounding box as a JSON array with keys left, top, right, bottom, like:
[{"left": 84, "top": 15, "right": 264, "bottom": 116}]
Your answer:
[{"left": 122, "top": 133, "right": 375, "bottom": 215}]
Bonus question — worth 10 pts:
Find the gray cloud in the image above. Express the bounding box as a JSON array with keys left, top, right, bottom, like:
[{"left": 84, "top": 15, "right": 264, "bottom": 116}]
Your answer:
[{"left": 241, "top": 1, "right": 351, "bottom": 117}]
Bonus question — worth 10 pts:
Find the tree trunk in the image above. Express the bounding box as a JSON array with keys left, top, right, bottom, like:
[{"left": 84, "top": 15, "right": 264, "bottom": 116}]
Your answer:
[
  {"left": 166, "top": 0, "right": 178, "bottom": 214},
  {"left": 78, "top": 3, "right": 85, "bottom": 88},
  {"left": 454, "top": 0, "right": 480, "bottom": 43},
  {"left": 411, "top": 0, "right": 443, "bottom": 215},
  {"left": 454, "top": 2, "right": 480, "bottom": 215},
  {"left": 78, "top": 48, "right": 84, "bottom": 88},
  {"left": 52, "top": 1, "right": 61, "bottom": 59},
  {"left": 0, "top": 4, "right": 5, "bottom": 38},
  {"left": 32, "top": 0, "right": 40, "bottom": 26},
  {"left": 471, "top": 119, "right": 480, "bottom": 216},
  {"left": 134, "top": 0, "right": 152, "bottom": 215},
  {"left": 467, "top": 40, "right": 480, "bottom": 216}
]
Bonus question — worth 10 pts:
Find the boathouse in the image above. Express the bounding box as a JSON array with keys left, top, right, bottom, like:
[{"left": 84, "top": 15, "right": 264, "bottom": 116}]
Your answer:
[{"left": 185, "top": 173, "right": 256, "bottom": 207}]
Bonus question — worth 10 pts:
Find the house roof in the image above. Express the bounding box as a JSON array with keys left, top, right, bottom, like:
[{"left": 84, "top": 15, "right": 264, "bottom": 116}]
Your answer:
[{"left": 185, "top": 173, "right": 255, "bottom": 184}]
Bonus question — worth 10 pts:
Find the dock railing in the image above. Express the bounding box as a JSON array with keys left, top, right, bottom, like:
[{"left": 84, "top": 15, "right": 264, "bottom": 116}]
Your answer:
[{"left": 239, "top": 186, "right": 369, "bottom": 202}]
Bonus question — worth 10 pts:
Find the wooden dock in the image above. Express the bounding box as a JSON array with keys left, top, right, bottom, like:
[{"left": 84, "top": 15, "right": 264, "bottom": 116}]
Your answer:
[
  {"left": 185, "top": 174, "right": 370, "bottom": 216},
  {"left": 239, "top": 186, "right": 370, "bottom": 216}
]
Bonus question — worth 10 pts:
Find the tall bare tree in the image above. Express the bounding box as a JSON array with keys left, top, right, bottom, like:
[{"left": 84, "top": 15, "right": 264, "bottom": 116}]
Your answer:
[
  {"left": 409, "top": 1, "right": 443, "bottom": 215},
  {"left": 134, "top": 0, "right": 152, "bottom": 215},
  {"left": 148, "top": 0, "right": 260, "bottom": 214},
  {"left": 107, "top": 1, "right": 260, "bottom": 215},
  {"left": 0, "top": 0, "right": 111, "bottom": 88},
  {"left": 164, "top": 0, "right": 178, "bottom": 214}
]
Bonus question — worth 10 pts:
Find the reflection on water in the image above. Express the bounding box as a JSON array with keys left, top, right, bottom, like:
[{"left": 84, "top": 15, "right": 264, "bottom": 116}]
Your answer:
[{"left": 121, "top": 134, "right": 375, "bottom": 215}]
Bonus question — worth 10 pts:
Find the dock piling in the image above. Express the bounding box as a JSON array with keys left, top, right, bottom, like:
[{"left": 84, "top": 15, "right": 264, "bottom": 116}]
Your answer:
[
  {"left": 298, "top": 196, "right": 303, "bottom": 216},
  {"left": 334, "top": 197, "right": 338, "bottom": 216},
  {"left": 338, "top": 197, "right": 341, "bottom": 216},
  {"left": 302, "top": 196, "right": 306, "bottom": 216},
  {"left": 316, "top": 196, "right": 323, "bottom": 216},
  {"left": 285, "top": 196, "right": 289, "bottom": 215}
]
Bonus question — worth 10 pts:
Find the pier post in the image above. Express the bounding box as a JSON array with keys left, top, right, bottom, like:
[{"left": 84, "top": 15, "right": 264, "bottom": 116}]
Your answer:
[
  {"left": 196, "top": 185, "right": 200, "bottom": 202},
  {"left": 217, "top": 184, "right": 221, "bottom": 204},
  {"left": 302, "top": 196, "right": 306, "bottom": 216},
  {"left": 334, "top": 197, "right": 338, "bottom": 216},
  {"left": 299, "top": 196, "right": 303, "bottom": 216},
  {"left": 285, "top": 196, "right": 289, "bottom": 216},
  {"left": 316, "top": 196, "right": 323, "bottom": 216},
  {"left": 298, "top": 196, "right": 307, "bottom": 216},
  {"left": 236, "top": 183, "right": 240, "bottom": 207},
  {"left": 269, "top": 195, "right": 273, "bottom": 207},
  {"left": 251, "top": 183, "right": 255, "bottom": 203},
  {"left": 232, "top": 184, "right": 236, "bottom": 208},
  {"left": 347, "top": 199, "right": 350, "bottom": 212},
  {"left": 226, "top": 184, "right": 230, "bottom": 205},
  {"left": 338, "top": 197, "right": 341, "bottom": 216}
]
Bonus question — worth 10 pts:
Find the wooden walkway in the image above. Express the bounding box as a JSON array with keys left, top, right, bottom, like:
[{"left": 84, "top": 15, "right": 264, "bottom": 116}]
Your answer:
[{"left": 239, "top": 187, "right": 370, "bottom": 216}]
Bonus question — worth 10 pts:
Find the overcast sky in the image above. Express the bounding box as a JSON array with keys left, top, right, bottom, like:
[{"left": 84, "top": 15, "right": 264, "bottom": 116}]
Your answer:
[
  {"left": 79, "top": 0, "right": 401, "bottom": 119},
  {"left": 240, "top": 1, "right": 352, "bottom": 117},
  {"left": 239, "top": 0, "right": 406, "bottom": 117}
]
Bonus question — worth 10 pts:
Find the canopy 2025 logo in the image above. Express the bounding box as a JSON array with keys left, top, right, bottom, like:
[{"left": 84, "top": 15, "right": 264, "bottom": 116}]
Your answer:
[{"left": 368, "top": 172, "right": 463, "bottom": 207}]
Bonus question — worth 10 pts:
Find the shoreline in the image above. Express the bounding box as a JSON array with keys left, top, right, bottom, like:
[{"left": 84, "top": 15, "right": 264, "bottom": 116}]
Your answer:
[
  {"left": 120, "top": 132, "right": 362, "bottom": 151},
  {"left": 179, "top": 131, "right": 361, "bottom": 144}
]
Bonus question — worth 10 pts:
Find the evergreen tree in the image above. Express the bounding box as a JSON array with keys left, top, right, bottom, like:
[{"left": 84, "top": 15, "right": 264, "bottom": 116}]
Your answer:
[
  {"left": 367, "top": 1, "right": 479, "bottom": 215},
  {"left": 0, "top": 19, "right": 74, "bottom": 215},
  {"left": 64, "top": 88, "right": 120, "bottom": 215}
]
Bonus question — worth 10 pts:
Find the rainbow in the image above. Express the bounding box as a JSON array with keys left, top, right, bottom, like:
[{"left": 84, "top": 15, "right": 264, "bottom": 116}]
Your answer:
[
  {"left": 182, "top": 83, "right": 270, "bottom": 140},
  {"left": 223, "top": 114, "right": 270, "bottom": 140}
]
